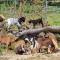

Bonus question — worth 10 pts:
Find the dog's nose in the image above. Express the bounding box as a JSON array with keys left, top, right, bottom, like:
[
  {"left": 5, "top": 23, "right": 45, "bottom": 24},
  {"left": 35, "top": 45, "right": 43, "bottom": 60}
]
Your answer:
[{"left": 22, "top": 47, "right": 25, "bottom": 52}]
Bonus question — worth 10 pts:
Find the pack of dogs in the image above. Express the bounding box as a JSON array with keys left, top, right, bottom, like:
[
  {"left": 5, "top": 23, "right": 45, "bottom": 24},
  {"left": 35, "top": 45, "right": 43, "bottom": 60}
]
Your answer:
[
  {"left": 0, "top": 15, "right": 59, "bottom": 55},
  {"left": 12, "top": 32, "right": 58, "bottom": 54}
]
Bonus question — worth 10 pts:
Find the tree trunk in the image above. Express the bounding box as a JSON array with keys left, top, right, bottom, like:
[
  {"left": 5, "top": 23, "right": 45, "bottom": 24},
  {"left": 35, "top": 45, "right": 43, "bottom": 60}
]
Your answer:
[{"left": 11, "top": 26, "right": 60, "bottom": 37}]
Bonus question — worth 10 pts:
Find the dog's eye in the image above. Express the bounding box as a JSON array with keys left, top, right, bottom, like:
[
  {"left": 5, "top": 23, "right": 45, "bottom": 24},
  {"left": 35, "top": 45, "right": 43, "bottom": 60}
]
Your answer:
[
  {"left": 45, "top": 35, "right": 48, "bottom": 38},
  {"left": 45, "top": 36, "right": 48, "bottom": 38}
]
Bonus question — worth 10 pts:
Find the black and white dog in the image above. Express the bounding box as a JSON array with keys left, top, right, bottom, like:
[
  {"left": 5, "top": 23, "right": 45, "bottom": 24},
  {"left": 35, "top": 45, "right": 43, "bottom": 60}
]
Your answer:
[{"left": 5, "top": 17, "right": 25, "bottom": 30}]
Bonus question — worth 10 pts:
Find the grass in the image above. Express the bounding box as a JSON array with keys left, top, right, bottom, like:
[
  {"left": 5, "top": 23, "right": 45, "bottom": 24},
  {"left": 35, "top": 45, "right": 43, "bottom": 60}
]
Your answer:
[
  {"left": 47, "top": 12, "right": 60, "bottom": 26},
  {"left": 47, "top": 6, "right": 60, "bottom": 26}
]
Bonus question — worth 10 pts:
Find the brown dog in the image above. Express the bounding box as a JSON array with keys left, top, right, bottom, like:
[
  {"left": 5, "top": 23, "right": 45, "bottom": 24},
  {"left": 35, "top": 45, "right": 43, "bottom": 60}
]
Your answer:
[{"left": 35, "top": 32, "right": 58, "bottom": 53}]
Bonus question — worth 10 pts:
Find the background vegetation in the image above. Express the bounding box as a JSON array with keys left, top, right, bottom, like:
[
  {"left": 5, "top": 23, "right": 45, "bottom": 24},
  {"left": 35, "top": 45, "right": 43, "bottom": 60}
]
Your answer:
[{"left": 0, "top": 0, "right": 60, "bottom": 26}]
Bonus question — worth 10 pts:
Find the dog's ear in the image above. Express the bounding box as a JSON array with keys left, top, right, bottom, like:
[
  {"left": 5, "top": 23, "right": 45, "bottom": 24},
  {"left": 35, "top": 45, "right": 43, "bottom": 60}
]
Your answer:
[
  {"left": 21, "top": 17, "right": 25, "bottom": 22},
  {"left": 18, "top": 17, "right": 25, "bottom": 22}
]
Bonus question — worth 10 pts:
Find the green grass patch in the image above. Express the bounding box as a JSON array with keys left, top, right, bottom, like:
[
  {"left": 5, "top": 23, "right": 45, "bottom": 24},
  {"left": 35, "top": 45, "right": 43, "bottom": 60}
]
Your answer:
[{"left": 47, "top": 6, "right": 60, "bottom": 26}]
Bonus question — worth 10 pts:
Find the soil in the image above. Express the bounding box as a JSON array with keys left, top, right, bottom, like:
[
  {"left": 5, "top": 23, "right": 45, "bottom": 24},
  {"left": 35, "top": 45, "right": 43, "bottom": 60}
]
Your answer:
[{"left": 0, "top": 49, "right": 60, "bottom": 60}]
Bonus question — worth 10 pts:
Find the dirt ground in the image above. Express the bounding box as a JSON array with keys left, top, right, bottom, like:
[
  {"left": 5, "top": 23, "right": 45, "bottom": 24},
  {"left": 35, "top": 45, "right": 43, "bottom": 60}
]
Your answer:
[{"left": 0, "top": 49, "right": 60, "bottom": 60}]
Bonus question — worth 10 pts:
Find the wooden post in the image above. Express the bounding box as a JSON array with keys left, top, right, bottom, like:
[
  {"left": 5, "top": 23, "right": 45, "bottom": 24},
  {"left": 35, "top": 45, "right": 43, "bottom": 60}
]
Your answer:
[
  {"left": 42, "top": 0, "right": 48, "bottom": 26},
  {"left": 18, "top": 0, "right": 25, "bottom": 17}
]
